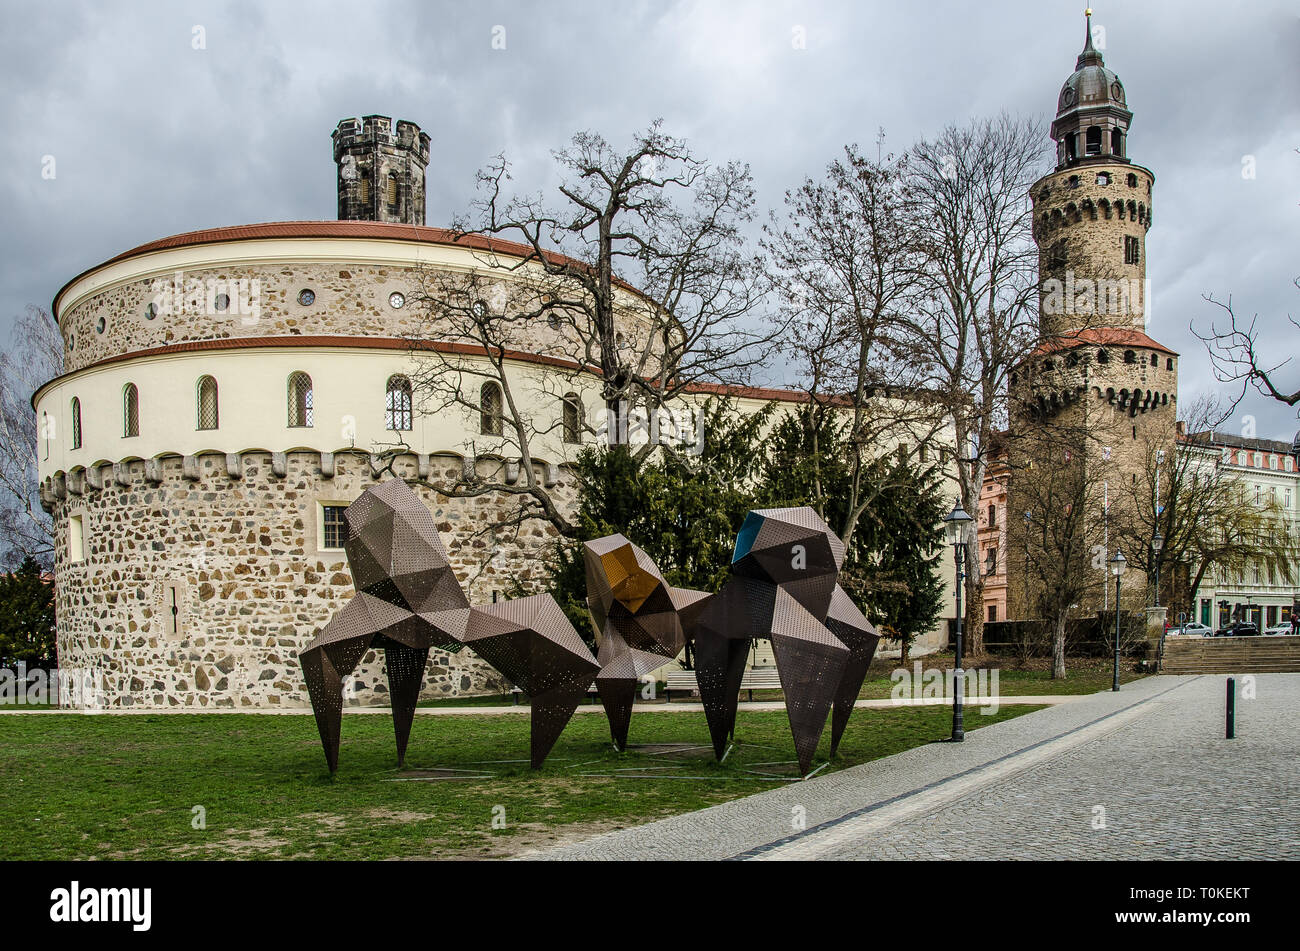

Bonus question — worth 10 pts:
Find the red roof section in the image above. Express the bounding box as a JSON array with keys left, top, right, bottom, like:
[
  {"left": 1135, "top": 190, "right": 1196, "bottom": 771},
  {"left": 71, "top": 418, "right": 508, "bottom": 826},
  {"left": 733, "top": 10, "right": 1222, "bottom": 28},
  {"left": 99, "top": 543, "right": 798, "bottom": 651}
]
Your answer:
[
  {"left": 1032, "top": 327, "right": 1178, "bottom": 357},
  {"left": 54, "top": 220, "right": 638, "bottom": 316}
]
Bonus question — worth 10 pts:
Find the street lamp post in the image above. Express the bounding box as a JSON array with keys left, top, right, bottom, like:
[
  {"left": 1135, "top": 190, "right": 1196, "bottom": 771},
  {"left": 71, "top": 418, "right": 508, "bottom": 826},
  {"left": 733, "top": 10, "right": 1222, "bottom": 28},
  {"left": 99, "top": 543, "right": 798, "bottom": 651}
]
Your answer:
[
  {"left": 1111, "top": 550, "right": 1127, "bottom": 691},
  {"left": 943, "top": 500, "right": 973, "bottom": 741},
  {"left": 1151, "top": 531, "right": 1164, "bottom": 607}
]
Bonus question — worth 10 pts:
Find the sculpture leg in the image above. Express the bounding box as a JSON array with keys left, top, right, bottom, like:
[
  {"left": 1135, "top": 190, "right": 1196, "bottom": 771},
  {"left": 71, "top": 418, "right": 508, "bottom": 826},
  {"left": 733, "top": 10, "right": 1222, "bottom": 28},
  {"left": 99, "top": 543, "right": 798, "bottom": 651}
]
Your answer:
[
  {"left": 382, "top": 643, "right": 429, "bottom": 767},
  {"left": 829, "top": 646, "right": 876, "bottom": 757},
  {"left": 694, "top": 633, "right": 749, "bottom": 760},
  {"left": 770, "top": 629, "right": 849, "bottom": 776},
  {"left": 826, "top": 631, "right": 878, "bottom": 758},
  {"left": 530, "top": 683, "right": 591, "bottom": 768},
  {"left": 596, "top": 673, "right": 637, "bottom": 752},
  {"left": 826, "top": 588, "right": 881, "bottom": 757},
  {"left": 300, "top": 646, "right": 344, "bottom": 774}
]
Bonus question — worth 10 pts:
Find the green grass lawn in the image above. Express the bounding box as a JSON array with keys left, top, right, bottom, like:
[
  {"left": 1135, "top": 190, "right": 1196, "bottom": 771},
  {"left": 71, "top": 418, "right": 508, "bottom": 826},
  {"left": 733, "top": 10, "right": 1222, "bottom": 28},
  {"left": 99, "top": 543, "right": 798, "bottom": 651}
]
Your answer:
[{"left": 0, "top": 702, "right": 1039, "bottom": 860}]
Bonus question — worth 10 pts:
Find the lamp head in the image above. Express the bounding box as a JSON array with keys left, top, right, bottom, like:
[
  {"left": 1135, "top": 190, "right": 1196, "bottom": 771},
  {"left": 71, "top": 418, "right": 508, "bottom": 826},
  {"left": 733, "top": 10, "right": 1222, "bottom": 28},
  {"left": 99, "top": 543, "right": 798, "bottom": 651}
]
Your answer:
[{"left": 942, "top": 500, "right": 972, "bottom": 546}]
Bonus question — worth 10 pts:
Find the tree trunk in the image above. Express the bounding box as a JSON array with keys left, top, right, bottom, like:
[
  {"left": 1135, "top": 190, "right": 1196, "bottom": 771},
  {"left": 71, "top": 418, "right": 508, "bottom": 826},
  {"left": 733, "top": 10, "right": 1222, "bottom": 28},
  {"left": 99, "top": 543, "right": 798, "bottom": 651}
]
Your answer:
[
  {"left": 1051, "top": 613, "right": 1067, "bottom": 680},
  {"left": 964, "top": 572, "right": 985, "bottom": 657}
]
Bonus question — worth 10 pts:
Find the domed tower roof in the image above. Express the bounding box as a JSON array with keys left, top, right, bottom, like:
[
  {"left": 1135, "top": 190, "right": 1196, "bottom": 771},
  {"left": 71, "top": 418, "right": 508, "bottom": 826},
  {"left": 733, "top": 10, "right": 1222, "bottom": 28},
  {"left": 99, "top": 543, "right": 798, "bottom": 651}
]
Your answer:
[{"left": 1050, "top": 11, "right": 1134, "bottom": 170}]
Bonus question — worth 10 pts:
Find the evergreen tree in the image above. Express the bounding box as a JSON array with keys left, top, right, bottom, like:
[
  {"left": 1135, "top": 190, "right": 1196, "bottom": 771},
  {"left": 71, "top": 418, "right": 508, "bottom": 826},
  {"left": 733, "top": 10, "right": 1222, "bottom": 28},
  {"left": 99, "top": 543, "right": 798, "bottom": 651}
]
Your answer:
[
  {"left": 544, "top": 400, "right": 770, "bottom": 650},
  {"left": 0, "top": 555, "right": 56, "bottom": 665},
  {"left": 760, "top": 407, "right": 945, "bottom": 661}
]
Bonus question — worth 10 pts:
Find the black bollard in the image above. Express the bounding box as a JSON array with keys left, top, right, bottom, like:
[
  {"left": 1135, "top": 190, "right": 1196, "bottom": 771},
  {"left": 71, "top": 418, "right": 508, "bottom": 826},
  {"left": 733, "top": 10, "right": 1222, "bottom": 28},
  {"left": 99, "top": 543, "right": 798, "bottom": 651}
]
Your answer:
[{"left": 1225, "top": 677, "right": 1235, "bottom": 740}]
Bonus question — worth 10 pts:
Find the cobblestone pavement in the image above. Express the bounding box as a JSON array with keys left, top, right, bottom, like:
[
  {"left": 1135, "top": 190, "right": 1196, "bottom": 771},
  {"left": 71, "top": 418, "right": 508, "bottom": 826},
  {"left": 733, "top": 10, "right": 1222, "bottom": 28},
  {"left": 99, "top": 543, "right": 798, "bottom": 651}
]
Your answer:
[{"left": 526, "top": 674, "right": 1299, "bottom": 860}]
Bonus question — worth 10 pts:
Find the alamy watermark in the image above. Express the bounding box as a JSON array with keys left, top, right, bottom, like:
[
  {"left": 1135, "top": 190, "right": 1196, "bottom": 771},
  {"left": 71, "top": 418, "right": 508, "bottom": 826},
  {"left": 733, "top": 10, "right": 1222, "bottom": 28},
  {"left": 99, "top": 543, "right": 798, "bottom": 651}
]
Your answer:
[
  {"left": 1042, "top": 271, "right": 1151, "bottom": 320},
  {"left": 890, "top": 661, "right": 1000, "bottom": 713},
  {"left": 148, "top": 270, "right": 261, "bottom": 324},
  {"left": 0, "top": 663, "right": 108, "bottom": 710},
  {"left": 594, "top": 404, "right": 705, "bottom": 456}
]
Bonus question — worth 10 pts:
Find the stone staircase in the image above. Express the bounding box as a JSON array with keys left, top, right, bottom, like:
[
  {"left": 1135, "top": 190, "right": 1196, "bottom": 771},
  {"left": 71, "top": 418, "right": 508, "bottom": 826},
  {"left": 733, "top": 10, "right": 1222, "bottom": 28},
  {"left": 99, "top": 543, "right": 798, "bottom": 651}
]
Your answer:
[{"left": 1161, "top": 635, "right": 1300, "bottom": 674}]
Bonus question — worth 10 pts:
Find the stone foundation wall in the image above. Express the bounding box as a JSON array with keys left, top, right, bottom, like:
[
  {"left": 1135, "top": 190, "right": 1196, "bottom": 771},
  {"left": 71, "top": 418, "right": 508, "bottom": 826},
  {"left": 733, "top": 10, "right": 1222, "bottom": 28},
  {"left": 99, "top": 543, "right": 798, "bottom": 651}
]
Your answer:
[{"left": 51, "top": 449, "right": 577, "bottom": 709}]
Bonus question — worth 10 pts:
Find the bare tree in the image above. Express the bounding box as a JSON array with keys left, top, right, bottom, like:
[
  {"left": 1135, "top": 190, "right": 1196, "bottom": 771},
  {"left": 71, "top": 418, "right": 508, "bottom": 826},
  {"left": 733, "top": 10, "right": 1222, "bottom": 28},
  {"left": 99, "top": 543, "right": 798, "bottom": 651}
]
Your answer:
[
  {"left": 763, "top": 140, "right": 946, "bottom": 549},
  {"left": 1015, "top": 426, "right": 1108, "bottom": 678},
  {"left": 0, "top": 306, "right": 62, "bottom": 567},
  {"left": 1117, "top": 396, "right": 1297, "bottom": 620},
  {"left": 384, "top": 122, "right": 777, "bottom": 545},
  {"left": 899, "top": 114, "right": 1048, "bottom": 653},
  {"left": 1194, "top": 278, "right": 1300, "bottom": 412}
]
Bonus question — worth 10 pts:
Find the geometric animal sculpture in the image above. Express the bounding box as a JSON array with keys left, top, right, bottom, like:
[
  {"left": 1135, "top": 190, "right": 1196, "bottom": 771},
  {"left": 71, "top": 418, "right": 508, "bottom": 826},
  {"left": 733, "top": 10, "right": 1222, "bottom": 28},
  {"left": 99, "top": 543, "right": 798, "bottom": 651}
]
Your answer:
[
  {"left": 690, "top": 507, "right": 874, "bottom": 774},
  {"left": 299, "top": 479, "right": 598, "bottom": 772},
  {"left": 583, "top": 534, "right": 710, "bottom": 750}
]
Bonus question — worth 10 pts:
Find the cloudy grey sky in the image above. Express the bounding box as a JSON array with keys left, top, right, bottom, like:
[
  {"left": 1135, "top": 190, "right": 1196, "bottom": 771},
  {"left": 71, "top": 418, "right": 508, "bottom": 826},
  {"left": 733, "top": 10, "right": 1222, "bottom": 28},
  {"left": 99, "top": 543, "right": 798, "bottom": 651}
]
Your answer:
[{"left": 3, "top": 0, "right": 1297, "bottom": 437}]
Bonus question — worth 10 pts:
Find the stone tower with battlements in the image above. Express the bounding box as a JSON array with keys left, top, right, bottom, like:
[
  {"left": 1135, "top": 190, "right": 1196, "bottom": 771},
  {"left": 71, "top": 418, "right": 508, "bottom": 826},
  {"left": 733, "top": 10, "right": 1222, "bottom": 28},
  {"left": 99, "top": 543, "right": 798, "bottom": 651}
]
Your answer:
[
  {"left": 1005, "top": 13, "right": 1178, "bottom": 621},
  {"left": 332, "top": 115, "right": 430, "bottom": 225}
]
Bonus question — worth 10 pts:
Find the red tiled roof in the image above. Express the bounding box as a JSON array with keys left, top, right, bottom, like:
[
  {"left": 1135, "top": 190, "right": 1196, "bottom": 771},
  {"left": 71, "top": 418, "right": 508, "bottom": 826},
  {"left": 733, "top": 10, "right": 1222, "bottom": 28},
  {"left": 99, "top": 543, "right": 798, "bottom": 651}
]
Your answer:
[
  {"left": 53, "top": 220, "right": 639, "bottom": 317},
  {"left": 1031, "top": 327, "right": 1178, "bottom": 357}
]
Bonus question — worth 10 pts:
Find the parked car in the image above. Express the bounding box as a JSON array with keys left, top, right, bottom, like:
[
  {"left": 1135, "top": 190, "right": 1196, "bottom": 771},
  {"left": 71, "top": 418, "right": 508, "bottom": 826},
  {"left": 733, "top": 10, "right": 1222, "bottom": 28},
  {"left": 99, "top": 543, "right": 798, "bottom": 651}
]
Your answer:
[
  {"left": 1169, "top": 622, "right": 1212, "bottom": 637},
  {"left": 1215, "top": 622, "right": 1259, "bottom": 637},
  {"left": 1263, "top": 623, "right": 1296, "bottom": 636}
]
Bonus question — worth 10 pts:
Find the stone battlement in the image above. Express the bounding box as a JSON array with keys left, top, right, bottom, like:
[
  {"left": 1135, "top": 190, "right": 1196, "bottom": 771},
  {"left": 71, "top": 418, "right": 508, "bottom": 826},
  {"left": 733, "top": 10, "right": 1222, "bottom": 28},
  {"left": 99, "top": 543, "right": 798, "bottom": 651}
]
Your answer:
[{"left": 331, "top": 115, "right": 430, "bottom": 163}]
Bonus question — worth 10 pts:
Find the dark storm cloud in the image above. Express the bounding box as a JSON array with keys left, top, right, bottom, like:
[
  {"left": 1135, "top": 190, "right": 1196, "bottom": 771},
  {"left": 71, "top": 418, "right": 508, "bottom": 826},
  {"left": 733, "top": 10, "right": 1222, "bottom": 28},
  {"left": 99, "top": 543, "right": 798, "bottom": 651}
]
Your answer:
[{"left": 2, "top": 0, "right": 1296, "bottom": 436}]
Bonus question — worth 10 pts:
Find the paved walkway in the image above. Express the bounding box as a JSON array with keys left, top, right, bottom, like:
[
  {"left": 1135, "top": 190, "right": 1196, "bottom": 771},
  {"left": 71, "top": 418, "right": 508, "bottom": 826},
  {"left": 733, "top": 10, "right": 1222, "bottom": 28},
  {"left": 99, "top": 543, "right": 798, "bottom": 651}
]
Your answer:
[{"left": 526, "top": 674, "right": 1299, "bottom": 860}]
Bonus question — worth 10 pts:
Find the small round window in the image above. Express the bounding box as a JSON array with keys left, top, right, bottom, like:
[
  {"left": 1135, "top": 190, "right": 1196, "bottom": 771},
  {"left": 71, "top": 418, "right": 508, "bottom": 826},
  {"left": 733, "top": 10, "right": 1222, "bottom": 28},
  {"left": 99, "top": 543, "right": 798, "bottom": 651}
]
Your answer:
[
  {"left": 96, "top": 316, "right": 106, "bottom": 334},
  {"left": 547, "top": 312, "right": 560, "bottom": 329},
  {"left": 145, "top": 302, "right": 158, "bottom": 320},
  {"left": 214, "top": 293, "right": 230, "bottom": 312},
  {"left": 389, "top": 292, "right": 406, "bottom": 310},
  {"left": 297, "top": 289, "right": 315, "bottom": 306}
]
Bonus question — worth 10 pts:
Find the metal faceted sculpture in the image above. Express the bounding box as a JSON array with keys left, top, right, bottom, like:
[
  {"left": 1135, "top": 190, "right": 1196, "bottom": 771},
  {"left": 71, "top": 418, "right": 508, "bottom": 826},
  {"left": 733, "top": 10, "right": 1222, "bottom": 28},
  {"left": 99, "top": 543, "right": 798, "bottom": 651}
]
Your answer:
[
  {"left": 299, "top": 479, "right": 598, "bottom": 772},
  {"left": 691, "top": 507, "right": 879, "bottom": 774},
  {"left": 584, "top": 534, "right": 710, "bottom": 750}
]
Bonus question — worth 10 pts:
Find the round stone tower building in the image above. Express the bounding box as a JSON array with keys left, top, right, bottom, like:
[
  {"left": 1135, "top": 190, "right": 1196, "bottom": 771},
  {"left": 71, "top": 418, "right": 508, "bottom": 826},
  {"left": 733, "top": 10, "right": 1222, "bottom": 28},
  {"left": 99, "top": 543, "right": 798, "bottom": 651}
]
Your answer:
[{"left": 1007, "top": 14, "right": 1178, "bottom": 617}]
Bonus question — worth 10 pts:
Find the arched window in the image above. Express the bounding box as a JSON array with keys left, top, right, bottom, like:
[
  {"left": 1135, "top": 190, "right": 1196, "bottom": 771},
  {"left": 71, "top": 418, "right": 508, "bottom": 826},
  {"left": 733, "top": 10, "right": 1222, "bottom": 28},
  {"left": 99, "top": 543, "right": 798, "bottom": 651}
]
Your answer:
[
  {"left": 385, "top": 175, "right": 398, "bottom": 211},
  {"left": 196, "top": 376, "right": 219, "bottom": 431},
  {"left": 1085, "top": 126, "right": 1102, "bottom": 155},
  {"left": 288, "top": 372, "right": 313, "bottom": 427},
  {"left": 71, "top": 397, "right": 82, "bottom": 450},
  {"left": 385, "top": 375, "right": 412, "bottom": 431},
  {"left": 480, "top": 382, "right": 503, "bottom": 436},
  {"left": 1096, "top": 348, "right": 1110, "bottom": 364},
  {"left": 1111, "top": 129, "right": 1124, "bottom": 156},
  {"left": 1123, "top": 350, "right": 1136, "bottom": 364},
  {"left": 562, "top": 393, "right": 582, "bottom": 444},
  {"left": 123, "top": 383, "right": 139, "bottom": 437}
]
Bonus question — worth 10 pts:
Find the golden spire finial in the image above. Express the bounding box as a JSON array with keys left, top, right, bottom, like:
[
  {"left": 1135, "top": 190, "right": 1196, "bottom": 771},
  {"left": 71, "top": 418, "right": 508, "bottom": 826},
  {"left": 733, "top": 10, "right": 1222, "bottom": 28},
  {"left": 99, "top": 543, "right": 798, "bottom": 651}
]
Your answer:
[{"left": 1085, "top": 7, "right": 1093, "bottom": 17}]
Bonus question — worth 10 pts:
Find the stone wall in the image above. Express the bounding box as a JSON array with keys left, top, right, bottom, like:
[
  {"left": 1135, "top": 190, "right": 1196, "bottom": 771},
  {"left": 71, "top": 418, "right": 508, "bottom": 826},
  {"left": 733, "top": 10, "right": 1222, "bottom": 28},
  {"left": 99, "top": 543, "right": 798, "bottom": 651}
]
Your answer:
[
  {"left": 51, "top": 449, "right": 577, "bottom": 709},
  {"left": 1031, "top": 162, "right": 1154, "bottom": 337},
  {"left": 60, "top": 262, "right": 594, "bottom": 373}
]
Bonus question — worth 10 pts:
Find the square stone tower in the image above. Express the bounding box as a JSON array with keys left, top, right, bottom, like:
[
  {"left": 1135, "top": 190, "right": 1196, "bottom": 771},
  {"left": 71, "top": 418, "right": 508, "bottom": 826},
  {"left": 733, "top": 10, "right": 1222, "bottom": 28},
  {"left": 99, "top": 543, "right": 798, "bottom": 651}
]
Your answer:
[{"left": 332, "top": 115, "right": 430, "bottom": 225}]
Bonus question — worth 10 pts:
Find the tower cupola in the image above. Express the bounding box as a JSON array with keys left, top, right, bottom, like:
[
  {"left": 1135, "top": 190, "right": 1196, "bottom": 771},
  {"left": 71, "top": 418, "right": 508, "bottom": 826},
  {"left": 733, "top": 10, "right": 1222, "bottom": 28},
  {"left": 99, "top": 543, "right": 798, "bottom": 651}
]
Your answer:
[{"left": 1050, "top": 11, "right": 1133, "bottom": 169}]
